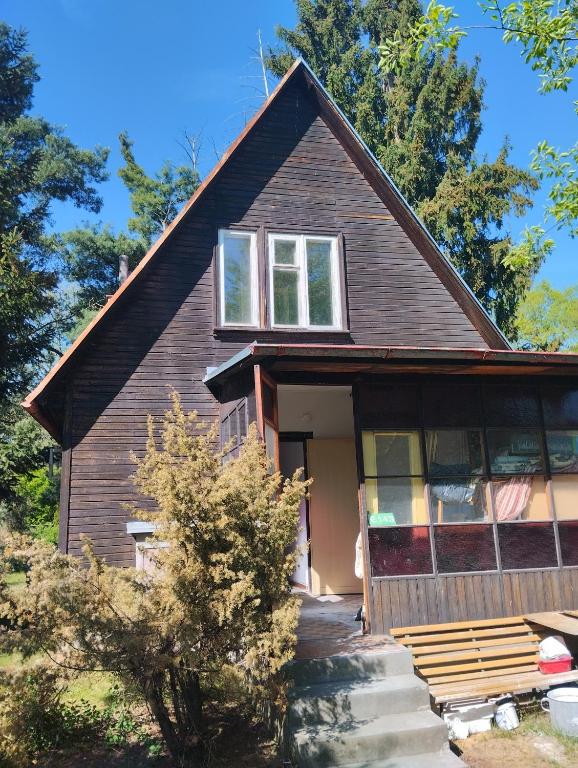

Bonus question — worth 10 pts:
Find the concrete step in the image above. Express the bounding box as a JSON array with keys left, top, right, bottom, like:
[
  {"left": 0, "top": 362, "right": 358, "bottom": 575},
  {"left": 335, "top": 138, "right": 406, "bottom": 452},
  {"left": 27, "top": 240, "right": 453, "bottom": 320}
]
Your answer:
[
  {"left": 288, "top": 648, "right": 414, "bottom": 687},
  {"left": 288, "top": 674, "right": 430, "bottom": 728},
  {"left": 325, "top": 748, "right": 466, "bottom": 767},
  {"left": 292, "top": 709, "right": 450, "bottom": 767}
]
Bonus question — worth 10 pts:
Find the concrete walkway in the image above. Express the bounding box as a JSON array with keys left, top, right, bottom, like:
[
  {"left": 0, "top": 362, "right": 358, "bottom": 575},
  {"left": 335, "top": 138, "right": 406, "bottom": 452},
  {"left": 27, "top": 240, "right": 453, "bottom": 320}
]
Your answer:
[{"left": 295, "top": 592, "right": 399, "bottom": 660}]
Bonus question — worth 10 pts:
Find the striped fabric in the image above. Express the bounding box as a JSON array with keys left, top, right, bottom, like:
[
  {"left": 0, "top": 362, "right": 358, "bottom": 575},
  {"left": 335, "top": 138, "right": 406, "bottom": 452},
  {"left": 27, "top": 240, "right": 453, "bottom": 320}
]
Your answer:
[{"left": 494, "top": 475, "right": 533, "bottom": 521}]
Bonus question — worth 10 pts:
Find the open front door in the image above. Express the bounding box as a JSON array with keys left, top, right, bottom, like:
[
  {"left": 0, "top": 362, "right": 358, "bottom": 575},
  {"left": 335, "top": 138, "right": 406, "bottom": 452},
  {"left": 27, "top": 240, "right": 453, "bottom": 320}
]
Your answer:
[{"left": 254, "top": 365, "right": 279, "bottom": 471}]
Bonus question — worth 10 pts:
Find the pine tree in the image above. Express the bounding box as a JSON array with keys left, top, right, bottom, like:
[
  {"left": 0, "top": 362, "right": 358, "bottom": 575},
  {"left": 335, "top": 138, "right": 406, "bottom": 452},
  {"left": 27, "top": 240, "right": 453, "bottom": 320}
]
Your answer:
[{"left": 268, "top": 0, "right": 538, "bottom": 337}]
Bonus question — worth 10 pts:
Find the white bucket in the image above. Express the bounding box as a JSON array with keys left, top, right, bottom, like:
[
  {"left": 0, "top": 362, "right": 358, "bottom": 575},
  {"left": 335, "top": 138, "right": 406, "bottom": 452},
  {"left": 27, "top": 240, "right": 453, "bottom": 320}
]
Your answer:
[
  {"left": 541, "top": 686, "right": 578, "bottom": 737},
  {"left": 495, "top": 700, "right": 519, "bottom": 730}
]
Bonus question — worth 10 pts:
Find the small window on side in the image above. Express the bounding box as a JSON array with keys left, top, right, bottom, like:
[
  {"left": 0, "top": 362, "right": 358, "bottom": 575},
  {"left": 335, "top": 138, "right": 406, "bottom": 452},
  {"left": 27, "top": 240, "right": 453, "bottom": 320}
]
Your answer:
[{"left": 219, "top": 230, "right": 258, "bottom": 327}]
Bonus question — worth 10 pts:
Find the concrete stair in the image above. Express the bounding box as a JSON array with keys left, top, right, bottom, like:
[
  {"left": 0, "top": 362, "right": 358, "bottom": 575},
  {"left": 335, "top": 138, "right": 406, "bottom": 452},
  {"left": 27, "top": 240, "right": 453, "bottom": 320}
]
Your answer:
[{"left": 284, "top": 648, "right": 465, "bottom": 768}]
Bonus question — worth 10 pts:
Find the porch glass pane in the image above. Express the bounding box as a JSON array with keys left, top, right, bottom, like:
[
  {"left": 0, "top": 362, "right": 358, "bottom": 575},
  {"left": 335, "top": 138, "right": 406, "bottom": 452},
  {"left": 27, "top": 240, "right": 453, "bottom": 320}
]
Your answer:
[
  {"left": 273, "top": 268, "right": 299, "bottom": 325},
  {"left": 426, "top": 430, "right": 484, "bottom": 476},
  {"left": 542, "top": 387, "right": 578, "bottom": 428},
  {"left": 434, "top": 525, "right": 497, "bottom": 573},
  {"left": 483, "top": 387, "right": 540, "bottom": 427},
  {"left": 306, "top": 240, "right": 333, "bottom": 326},
  {"left": 429, "top": 479, "right": 489, "bottom": 523},
  {"left": 546, "top": 431, "right": 578, "bottom": 472},
  {"left": 492, "top": 475, "right": 550, "bottom": 521},
  {"left": 273, "top": 239, "right": 296, "bottom": 265},
  {"left": 368, "top": 527, "right": 433, "bottom": 576},
  {"left": 362, "top": 431, "right": 422, "bottom": 476},
  {"left": 552, "top": 476, "right": 578, "bottom": 519},
  {"left": 223, "top": 233, "right": 252, "bottom": 324},
  {"left": 422, "top": 385, "right": 482, "bottom": 427},
  {"left": 558, "top": 522, "right": 578, "bottom": 565},
  {"left": 487, "top": 429, "right": 543, "bottom": 474},
  {"left": 498, "top": 523, "right": 557, "bottom": 570},
  {"left": 366, "top": 478, "right": 427, "bottom": 526}
]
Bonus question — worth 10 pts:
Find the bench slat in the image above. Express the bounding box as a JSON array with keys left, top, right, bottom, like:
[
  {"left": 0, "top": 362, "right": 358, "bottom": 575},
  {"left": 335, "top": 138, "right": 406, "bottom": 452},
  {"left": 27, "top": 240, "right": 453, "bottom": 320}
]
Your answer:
[
  {"left": 415, "top": 643, "right": 539, "bottom": 666},
  {"left": 392, "top": 616, "right": 525, "bottom": 636},
  {"left": 396, "top": 625, "right": 536, "bottom": 646},
  {"left": 431, "top": 670, "right": 578, "bottom": 704},
  {"left": 421, "top": 653, "right": 539, "bottom": 677},
  {"left": 423, "top": 663, "right": 539, "bottom": 687},
  {"left": 411, "top": 634, "right": 541, "bottom": 656}
]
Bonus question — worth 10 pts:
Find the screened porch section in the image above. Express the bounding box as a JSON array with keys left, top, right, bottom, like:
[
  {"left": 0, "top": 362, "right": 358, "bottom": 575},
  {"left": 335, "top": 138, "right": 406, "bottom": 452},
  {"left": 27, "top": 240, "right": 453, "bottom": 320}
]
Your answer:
[{"left": 359, "top": 382, "right": 578, "bottom": 632}]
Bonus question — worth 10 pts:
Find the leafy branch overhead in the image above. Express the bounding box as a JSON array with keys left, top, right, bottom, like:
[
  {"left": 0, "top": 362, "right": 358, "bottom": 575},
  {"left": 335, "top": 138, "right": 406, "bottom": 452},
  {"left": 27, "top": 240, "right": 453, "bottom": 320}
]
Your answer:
[{"left": 378, "top": 0, "right": 578, "bottom": 271}]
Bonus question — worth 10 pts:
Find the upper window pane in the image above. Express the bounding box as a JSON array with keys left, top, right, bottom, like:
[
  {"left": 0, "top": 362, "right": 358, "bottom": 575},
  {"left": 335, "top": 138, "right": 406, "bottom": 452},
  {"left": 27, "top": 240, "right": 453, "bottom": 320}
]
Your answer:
[
  {"left": 306, "top": 239, "right": 334, "bottom": 326},
  {"left": 362, "top": 431, "right": 422, "bottom": 476},
  {"left": 546, "top": 431, "right": 578, "bottom": 472},
  {"left": 220, "top": 231, "right": 256, "bottom": 326},
  {"left": 483, "top": 387, "right": 540, "bottom": 427},
  {"left": 487, "top": 429, "right": 543, "bottom": 475},
  {"left": 274, "top": 239, "right": 296, "bottom": 265},
  {"left": 357, "top": 384, "right": 419, "bottom": 428},
  {"left": 426, "top": 430, "right": 484, "bottom": 477}
]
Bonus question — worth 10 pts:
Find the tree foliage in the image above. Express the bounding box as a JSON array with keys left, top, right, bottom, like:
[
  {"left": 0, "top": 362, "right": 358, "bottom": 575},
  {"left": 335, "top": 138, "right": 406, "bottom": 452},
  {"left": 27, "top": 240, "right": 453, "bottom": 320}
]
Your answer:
[
  {"left": 0, "top": 396, "right": 308, "bottom": 766},
  {"left": 379, "top": 1, "right": 578, "bottom": 266},
  {"left": 268, "top": 0, "right": 539, "bottom": 336},
  {"left": 0, "top": 22, "right": 108, "bottom": 412},
  {"left": 118, "top": 131, "right": 199, "bottom": 245},
  {"left": 515, "top": 279, "right": 578, "bottom": 351}
]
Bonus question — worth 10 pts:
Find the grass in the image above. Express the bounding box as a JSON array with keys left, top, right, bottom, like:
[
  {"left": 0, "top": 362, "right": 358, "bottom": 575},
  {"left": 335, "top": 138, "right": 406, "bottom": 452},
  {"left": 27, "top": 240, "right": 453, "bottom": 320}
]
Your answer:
[{"left": 457, "top": 706, "right": 578, "bottom": 768}]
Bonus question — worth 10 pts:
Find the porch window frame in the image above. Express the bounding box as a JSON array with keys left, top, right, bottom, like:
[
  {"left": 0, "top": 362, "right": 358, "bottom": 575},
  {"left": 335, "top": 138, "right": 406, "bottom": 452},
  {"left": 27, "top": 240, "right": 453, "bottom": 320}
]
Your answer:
[
  {"left": 358, "top": 381, "right": 578, "bottom": 580},
  {"left": 218, "top": 228, "right": 259, "bottom": 328},
  {"left": 267, "top": 232, "right": 343, "bottom": 331}
]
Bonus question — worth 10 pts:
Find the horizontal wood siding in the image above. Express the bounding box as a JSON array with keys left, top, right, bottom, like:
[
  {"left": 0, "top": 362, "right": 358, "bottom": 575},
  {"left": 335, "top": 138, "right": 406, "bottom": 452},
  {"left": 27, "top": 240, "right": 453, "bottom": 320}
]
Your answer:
[
  {"left": 66, "top": 80, "right": 488, "bottom": 565},
  {"left": 372, "top": 569, "right": 578, "bottom": 634}
]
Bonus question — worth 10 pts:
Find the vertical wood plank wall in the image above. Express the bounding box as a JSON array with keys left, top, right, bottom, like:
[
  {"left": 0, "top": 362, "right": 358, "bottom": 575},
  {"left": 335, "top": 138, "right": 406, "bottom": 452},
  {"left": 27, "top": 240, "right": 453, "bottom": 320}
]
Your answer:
[{"left": 371, "top": 569, "right": 578, "bottom": 634}]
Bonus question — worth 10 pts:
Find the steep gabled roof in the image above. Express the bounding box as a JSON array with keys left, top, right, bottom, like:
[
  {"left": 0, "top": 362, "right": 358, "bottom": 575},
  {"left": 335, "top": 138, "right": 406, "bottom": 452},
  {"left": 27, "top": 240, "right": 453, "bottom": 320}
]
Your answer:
[{"left": 23, "top": 58, "right": 511, "bottom": 440}]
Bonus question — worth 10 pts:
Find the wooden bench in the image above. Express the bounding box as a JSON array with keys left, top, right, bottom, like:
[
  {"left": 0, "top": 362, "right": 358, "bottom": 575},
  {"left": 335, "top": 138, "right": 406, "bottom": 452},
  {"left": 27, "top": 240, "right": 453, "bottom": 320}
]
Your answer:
[{"left": 391, "top": 616, "right": 578, "bottom": 705}]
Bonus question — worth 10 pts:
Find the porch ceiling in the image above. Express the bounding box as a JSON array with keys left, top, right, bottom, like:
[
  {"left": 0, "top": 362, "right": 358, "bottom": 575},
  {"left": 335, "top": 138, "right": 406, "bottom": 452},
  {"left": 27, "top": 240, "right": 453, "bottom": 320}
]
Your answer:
[{"left": 204, "top": 342, "right": 578, "bottom": 388}]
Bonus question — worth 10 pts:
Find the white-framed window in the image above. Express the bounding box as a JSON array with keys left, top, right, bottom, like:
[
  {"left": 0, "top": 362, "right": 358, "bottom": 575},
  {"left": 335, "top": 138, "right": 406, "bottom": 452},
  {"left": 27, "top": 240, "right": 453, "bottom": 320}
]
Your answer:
[
  {"left": 268, "top": 233, "right": 342, "bottom": 329},
  {"left": 218, "top": 229, "right": 259, "bottom": 327}
]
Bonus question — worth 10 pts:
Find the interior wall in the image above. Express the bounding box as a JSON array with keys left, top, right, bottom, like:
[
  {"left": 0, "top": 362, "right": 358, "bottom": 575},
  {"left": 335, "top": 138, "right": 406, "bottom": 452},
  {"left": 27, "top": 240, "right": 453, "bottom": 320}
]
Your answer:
[{"left": 278, "top": 385, "right": 354, "bottom": 437}]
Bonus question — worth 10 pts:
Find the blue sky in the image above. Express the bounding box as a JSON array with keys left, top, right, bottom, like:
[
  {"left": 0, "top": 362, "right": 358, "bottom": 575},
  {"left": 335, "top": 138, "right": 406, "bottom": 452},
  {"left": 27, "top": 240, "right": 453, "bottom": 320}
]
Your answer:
[{"left": 4, "top": 0, "right": 576, "bottom": 288}]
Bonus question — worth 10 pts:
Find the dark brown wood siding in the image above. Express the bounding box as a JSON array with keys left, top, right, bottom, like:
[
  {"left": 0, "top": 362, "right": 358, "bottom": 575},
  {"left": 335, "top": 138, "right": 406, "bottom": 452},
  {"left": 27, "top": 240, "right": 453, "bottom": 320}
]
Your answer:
[{"left": 66, "top": 80, "right": 489, "bottom": 565}]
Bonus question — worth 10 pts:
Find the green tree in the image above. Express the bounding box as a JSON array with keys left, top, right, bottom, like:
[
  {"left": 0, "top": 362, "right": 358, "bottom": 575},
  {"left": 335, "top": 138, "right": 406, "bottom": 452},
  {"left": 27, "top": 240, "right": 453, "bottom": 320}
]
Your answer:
[
  {"left": 379, "top": 1, "right": 578, "bottom": 267},
  {"left": 1, "top": 396, "right": 308, "bottom": 767},
  {"left": 55, "top": 135, "right": 201, "bottom": 331},
  {"left": 55, "top": 224, "right": 145, "bottom": 314},
  {"left": 268, "top": 0, "right": 538, "bottom": 336},
  {"left": 515, "top": 279, "right": 578, "bottom": 352},
  {"left": 118, "top": 131, "right": 200, "bottom": 244},
  {"left": 0, "top": 22, "right": 108, "bottom": 410}
]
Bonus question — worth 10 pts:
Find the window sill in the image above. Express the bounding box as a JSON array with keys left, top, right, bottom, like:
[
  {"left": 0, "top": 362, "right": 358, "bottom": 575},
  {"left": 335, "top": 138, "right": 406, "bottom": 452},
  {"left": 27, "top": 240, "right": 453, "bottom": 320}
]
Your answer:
[{"left": 213, "top": 326, "right": 351, "bottom": 335}]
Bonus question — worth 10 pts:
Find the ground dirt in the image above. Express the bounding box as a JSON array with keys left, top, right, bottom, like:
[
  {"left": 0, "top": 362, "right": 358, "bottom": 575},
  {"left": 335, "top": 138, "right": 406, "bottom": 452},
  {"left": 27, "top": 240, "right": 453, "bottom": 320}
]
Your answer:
[{"left": 457, "top": 711, "right": 578, "bottom": 768}]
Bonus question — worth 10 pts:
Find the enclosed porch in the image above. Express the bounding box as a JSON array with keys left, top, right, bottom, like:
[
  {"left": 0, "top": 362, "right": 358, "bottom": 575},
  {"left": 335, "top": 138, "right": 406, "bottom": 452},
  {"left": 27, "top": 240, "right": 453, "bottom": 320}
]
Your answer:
[{"left": 207, "top": 343, "right": 578, "bottom": 636}]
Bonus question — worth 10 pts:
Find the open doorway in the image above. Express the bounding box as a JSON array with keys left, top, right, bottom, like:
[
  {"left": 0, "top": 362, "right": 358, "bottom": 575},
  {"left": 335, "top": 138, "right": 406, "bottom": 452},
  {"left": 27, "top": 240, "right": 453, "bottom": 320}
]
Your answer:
[{"left": 277, "top": 385, "right": 362, "bottom": 596}]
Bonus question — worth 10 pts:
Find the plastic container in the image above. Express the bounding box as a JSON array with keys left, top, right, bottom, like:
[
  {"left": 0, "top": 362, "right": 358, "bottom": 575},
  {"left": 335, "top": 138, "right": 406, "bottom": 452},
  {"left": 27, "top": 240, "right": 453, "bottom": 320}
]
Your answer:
[
  {"left": 538, "top": 656, "right": 572, "bottom": 674},
  {"left": 494, "top": 698, "right": 519, "bottom": 730},
  {"left": 541, "top": 686, "right": 578, "bottom": 737}
]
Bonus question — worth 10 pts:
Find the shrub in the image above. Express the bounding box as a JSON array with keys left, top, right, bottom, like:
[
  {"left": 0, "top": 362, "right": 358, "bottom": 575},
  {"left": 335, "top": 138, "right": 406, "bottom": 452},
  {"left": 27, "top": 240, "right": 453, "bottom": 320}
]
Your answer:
[
  {"left": 0, "top": 395, "right": 308, "bottom": 767},
  {"left": 0, "top": 664, "right": 105, "bottom": 766}
]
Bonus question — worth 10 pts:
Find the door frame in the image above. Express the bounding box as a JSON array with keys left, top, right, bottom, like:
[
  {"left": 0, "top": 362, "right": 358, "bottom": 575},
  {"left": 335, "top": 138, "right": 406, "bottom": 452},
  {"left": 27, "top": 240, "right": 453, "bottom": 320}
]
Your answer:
[{"left": 279, "top": 431, "right": 313, "bottom": 590}]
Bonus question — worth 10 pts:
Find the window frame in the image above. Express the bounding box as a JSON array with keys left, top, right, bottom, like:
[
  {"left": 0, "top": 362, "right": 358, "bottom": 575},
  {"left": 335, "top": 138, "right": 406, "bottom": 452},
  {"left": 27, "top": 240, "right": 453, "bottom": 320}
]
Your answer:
[
  {"left": 218, "top": 228, "right": 259, "bottom": 328},
  {"left": 267, "top": 232, "right": 342, "bottom": 330}
]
